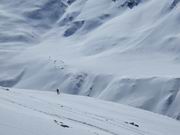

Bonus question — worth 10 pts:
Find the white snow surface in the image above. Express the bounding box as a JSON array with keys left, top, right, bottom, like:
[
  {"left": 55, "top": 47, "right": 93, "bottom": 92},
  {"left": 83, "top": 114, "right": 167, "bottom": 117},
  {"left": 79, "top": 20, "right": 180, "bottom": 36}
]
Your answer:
[
  {"left": 1, "top": 0, "right": 180, "bottom": 120},
  {"left": 0, "top": 87, "right": 180, "bottom": 135}
]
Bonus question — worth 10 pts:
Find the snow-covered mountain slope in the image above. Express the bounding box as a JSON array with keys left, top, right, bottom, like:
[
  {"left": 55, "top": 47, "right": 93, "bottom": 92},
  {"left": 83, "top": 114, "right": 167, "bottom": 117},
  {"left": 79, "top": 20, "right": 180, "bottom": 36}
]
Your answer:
[
  {"left": 0, "top": 87, "right": 180, "bottom": 135},
  {"left": 1, "top": 0, "right": 180, "bottom": 120}
]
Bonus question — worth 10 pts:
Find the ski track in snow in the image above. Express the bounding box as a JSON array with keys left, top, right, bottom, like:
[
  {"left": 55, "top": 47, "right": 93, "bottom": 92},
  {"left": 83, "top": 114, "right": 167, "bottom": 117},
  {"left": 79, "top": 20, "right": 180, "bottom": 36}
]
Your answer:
[{"left": 0, "top": 89, "right": 155, "bottom": 135}]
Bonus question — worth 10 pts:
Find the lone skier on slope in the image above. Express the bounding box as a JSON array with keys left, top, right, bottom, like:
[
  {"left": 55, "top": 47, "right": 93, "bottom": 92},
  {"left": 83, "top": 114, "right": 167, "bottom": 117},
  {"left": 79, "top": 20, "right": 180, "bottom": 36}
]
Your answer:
[{"left": 56, "top": 88, "right": 60, "bottom": 95}]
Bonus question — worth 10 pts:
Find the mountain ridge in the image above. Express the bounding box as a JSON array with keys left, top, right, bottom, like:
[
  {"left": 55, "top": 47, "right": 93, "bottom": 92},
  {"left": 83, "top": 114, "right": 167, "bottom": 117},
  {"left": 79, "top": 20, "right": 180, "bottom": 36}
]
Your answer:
[{"left": 0, "top": 0, "right": 180, "bottom": 120}]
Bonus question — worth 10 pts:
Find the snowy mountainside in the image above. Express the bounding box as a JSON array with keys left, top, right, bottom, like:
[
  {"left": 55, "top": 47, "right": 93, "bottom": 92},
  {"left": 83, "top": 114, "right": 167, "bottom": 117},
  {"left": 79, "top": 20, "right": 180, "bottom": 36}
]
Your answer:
[
  {"left": 0, "top": 0, "right": 180, "bottom": 120},
  {"left": 0, "top": 87, "right": 180, "bottom": 135}
]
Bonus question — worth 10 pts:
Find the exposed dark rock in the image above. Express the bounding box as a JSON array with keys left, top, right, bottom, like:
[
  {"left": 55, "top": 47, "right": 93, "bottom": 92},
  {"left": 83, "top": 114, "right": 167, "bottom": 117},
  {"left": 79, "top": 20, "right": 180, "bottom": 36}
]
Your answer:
[
  {"left": 67, "top": 0, "right": 76, "bottom": 5},
  {"left": 170, "top": 0, "right": 180, "bottom": 9},
  {"left": 25, "top": 0, "right": 67, "bottom": 26},
  {"left": 121, "top": 0, "right": 141, "bottom": 9},
  {"left": 54, "top": 120, "right": 70, "bottom": 128},
  {"left": 125, "top": 121, "right": 139, "bottom": 127},
  {"left": 58, "top": 12, "right": 80, "bottom": 26},
  {"left": 63, "top": 20, "right": 85, "bottom": 37}
]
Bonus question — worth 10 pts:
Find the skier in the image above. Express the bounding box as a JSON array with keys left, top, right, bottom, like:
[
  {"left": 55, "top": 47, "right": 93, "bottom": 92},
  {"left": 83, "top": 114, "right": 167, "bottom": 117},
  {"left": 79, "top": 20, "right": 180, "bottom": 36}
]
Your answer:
[{"left": 56, "top": 88, "right": 60, "bottom": 95}]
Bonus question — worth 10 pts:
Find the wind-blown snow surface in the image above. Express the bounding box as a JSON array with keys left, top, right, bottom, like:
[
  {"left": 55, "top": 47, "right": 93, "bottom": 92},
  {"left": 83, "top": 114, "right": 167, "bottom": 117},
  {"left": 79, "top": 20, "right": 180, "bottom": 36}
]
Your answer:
[
  {"left": 0, "top": 87, "right": 180, "bottom": 135},
  {"left": 1, "top": 0, "right": 180, "bottom": 120}
]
